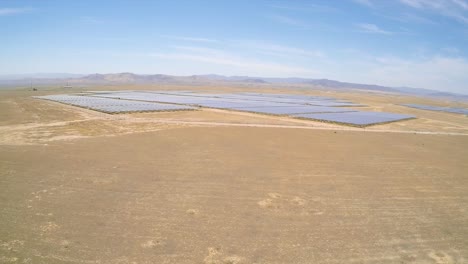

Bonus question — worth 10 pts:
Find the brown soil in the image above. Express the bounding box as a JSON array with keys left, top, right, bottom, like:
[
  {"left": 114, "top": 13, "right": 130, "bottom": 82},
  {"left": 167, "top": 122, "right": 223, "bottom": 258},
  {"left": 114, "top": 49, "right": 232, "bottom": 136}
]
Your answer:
[{"left": 1, "top": 86, "right": 467, "bottom": 263}]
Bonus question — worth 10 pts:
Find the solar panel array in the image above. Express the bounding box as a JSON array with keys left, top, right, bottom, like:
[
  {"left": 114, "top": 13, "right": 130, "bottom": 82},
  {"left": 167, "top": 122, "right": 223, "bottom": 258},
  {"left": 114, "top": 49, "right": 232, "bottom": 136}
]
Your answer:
[
  {"left": 90, "top": 92, "right": 295, "bottom": 108},
  {"left": 34, "top": 94, "right": 195, "bottom": 113},
  {"left": 90, "top": 91, "right": 365, "bottom": 107},
  {"left": 293, "top": 111, "right": 415, "bottom": 127},
  {"left": 402, "top": 104, "right": 468, "bottom": 115},
  {"left": 226, "top": 105, "right": 357, "bottom": 115},
  {"left": 35, "top": 91, "right": 416, "bottom": 126}
]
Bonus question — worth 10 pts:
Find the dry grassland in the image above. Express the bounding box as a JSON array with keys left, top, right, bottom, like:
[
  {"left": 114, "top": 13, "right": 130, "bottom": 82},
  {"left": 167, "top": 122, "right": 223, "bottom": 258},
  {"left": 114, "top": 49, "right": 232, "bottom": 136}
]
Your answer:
[{"left": 1, "top": 86, "right": 467, "bottom": 263}]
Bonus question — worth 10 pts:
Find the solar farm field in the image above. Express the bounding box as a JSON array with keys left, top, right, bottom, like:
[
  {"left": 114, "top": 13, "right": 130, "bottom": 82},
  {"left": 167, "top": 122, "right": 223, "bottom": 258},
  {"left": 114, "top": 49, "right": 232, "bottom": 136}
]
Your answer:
[
  {"left": 402, "top": 103, "right": 468, "bottom": 115},
  {"left": 34, "top": 94, "right": 197, "bottom": 113},
  {"left": 1, "top": 86, "right": 468, "bottom": 264},
  {"left": 35, "top": 90, "right": 414, "bottom": 126}
]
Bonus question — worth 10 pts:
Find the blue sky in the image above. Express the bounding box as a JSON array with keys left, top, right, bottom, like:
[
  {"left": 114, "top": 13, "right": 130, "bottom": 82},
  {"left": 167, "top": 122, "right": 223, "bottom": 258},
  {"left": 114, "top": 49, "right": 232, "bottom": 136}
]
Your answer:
[{"left": 1, "top": 0, "right": 468, "bottom": 93}]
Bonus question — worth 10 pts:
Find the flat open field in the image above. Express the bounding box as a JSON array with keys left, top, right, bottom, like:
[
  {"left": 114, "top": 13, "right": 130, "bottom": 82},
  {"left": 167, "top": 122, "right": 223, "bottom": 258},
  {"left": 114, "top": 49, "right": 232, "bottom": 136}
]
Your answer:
[{"left": 1, "top": 86, "right": 468, "bottom": 263}]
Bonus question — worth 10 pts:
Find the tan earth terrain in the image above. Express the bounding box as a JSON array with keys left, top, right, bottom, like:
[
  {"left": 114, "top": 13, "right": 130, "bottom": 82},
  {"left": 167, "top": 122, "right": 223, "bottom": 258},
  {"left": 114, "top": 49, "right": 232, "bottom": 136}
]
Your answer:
[{"left": 1, "top": 85, "right": 467, "bottom": 263}]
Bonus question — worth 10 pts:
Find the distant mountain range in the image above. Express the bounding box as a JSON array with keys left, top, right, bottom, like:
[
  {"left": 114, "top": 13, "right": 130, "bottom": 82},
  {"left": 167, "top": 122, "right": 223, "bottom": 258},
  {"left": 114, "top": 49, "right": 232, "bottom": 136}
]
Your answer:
[{"left": 1, "top": 72, "right": 467, "bottom": 101}]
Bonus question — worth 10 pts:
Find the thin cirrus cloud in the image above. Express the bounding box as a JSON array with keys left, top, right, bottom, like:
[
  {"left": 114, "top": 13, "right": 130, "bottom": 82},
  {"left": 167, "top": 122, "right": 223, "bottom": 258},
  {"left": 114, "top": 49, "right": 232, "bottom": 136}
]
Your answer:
[
  {"left": 80, "top": 16, "right": 104, "bottom": 24},
  {"left": 172, "top": 46, "right": 224, "bottom": 56},
  {"left": 172, "top": 40, "right": 325, "bottom": 60},
  {"left": 351, "top": 1, "right": 436, "bottom": 25},
  {"left": 356, "top": 23, "right": 393, "bottom": 34},
  {"left": 146, "top": 46, "right": 320, "bottom": 77},
  {"left": 387, "top": 12, "right": 437, "bottom": 24},
  {"left": 233, "top": 41, "right": 325, "bottom": 58},
  {"left": 160, "top": 35, "right": 219, "bottom": 43},
  {"left": 266, "top": 14, "right": 307, "bottom": 27},
  {"left": 269, "top": 3, "right": 339, "bottom": 13},
  {"left": 0, "top": 7, "right": 32, "bottom": 16},
  {"left": 399, "top": 0, "right": 468, "bottom": 24},
  {"left": 352, "top": 0, "right": 374, "bottom": 7}
]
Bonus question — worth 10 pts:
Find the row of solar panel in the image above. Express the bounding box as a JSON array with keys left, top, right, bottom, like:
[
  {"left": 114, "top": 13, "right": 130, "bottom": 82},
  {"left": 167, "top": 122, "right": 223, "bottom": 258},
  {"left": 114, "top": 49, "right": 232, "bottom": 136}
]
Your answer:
[
  {"left": 402, "top": 104, "right": 468, "bottom": 115},
  {"left": 87, "top": 92, "right": 362, "bottom": 115},
  {"left": 34, "top": 95, "right": 195, "bottom": 113},
  {"left": 35, "top": 92, "right": 415, "bottom": 126},
  {"left": 90, "top": 91, "right": 364, "bottom": 107},
  {"left": 93, "top": 91, "right": 414, "bottom": 126}
]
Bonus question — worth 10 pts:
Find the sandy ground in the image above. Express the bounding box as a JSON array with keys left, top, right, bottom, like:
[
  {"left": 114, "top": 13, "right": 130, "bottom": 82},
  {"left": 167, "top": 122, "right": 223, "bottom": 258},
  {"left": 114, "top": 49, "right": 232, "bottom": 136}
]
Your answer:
[{"left": 1, "top": 86, "right": 468, "bottom": 263}]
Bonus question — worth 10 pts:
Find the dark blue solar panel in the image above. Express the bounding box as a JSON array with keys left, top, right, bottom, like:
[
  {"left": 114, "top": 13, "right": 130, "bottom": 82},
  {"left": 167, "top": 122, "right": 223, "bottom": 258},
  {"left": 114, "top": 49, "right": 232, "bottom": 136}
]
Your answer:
[
  {"left": 402, "top": 104, "right": 468, "bottom": 115},
  {"left": 196, "top": 101, "right": 295, "bottom": 109},
  {"left": 35, "top": 94, "right": 195, "bottom": 113},
  {"left": 307, "top": 101, "right": 365, "bottom": 107},
  {"left": 89, "top": 91, "right": 366, "bottom": 108},
  {"left": 239, "top": 92, "right": 336, "bottom": 100},
  {"left": 216, "top": 94, "right": 332, "bottom": 105},
  {"left": 228, "top": 106, "right": 357, "bottom": 115},
  {"left": 229, "top": 94, "right": 365, "bottom": 106},
  {"left": 445, "top": 108, "right": 468, "bottom": 115},
  {"left": 293, "top": 111, "right": 415, "bottom": 126},
  {"left": 91, "top": 92, "right": 217, "bottom": 105},
  {"left": 37, "top": 92, "right": 379, "bottom": 117}
]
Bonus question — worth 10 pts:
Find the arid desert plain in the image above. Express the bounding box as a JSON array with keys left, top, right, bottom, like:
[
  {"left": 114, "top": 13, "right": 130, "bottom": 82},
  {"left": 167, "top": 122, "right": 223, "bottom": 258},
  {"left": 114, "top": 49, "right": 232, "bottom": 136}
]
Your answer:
[{"left": 1, "top": 85, "right": 468, "bottom": 264}]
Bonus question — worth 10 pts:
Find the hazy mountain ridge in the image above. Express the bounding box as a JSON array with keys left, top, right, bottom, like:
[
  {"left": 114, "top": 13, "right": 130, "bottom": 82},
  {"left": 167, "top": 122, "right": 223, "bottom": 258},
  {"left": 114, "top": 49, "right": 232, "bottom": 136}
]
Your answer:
[{"left": 1, "top": 72, "right": 467, "bottom": 101}]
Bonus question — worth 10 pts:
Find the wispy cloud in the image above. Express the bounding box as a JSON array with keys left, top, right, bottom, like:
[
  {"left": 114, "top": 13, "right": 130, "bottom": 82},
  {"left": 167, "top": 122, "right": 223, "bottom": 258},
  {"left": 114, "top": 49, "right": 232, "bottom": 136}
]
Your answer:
[
  {"left": 257, "top": 44, "right": 324, "bottom": 58},
  {"left": 399, "top": 0, "right": 468, "bottom": 24},
  {"left": 452, "top": 0, "right": 468, "bottom": 9},
  {"left": 80, "top": 16, "right": 104, "bottom": 24},
  {"left": 0, "top": 7, "right": 32, "bottom": 16},
  {"left": 234, "top": 41, "right": 324, "bottom": 58},
  {"left": 452, "top": 0, "right": 468, "bottom": 10},
  {"left": 172, "top": 46, "right": 223, "bottom": 56},
  {"left": 269, "top": 3, "right": 339, "bottom": 13},
  {"left": 161, "top": 35, "right": 219, "bottom": 43},
  {"left": 441, "top": 47, "right": 460, "bottom": 54},
  {"left": 146, "top": 46, "right": 319, "bottom": 77},
  {"left": 386, "top": 12, "right": 438, "bottom": 24},
  {"left": 399, "top": 0, "right": 440, "bottom": 9},
  {"left": 353, "top": 0, "right": 439, "bottom": 25},
  {"left": 352, "top": 0, "right": 373, "bottom": 7},
  {"left": 356, "top": 23, "right": 393, "bottom": 34},
  {"left": 266, "top": 14, "right": 307, "bottom": 27}
]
